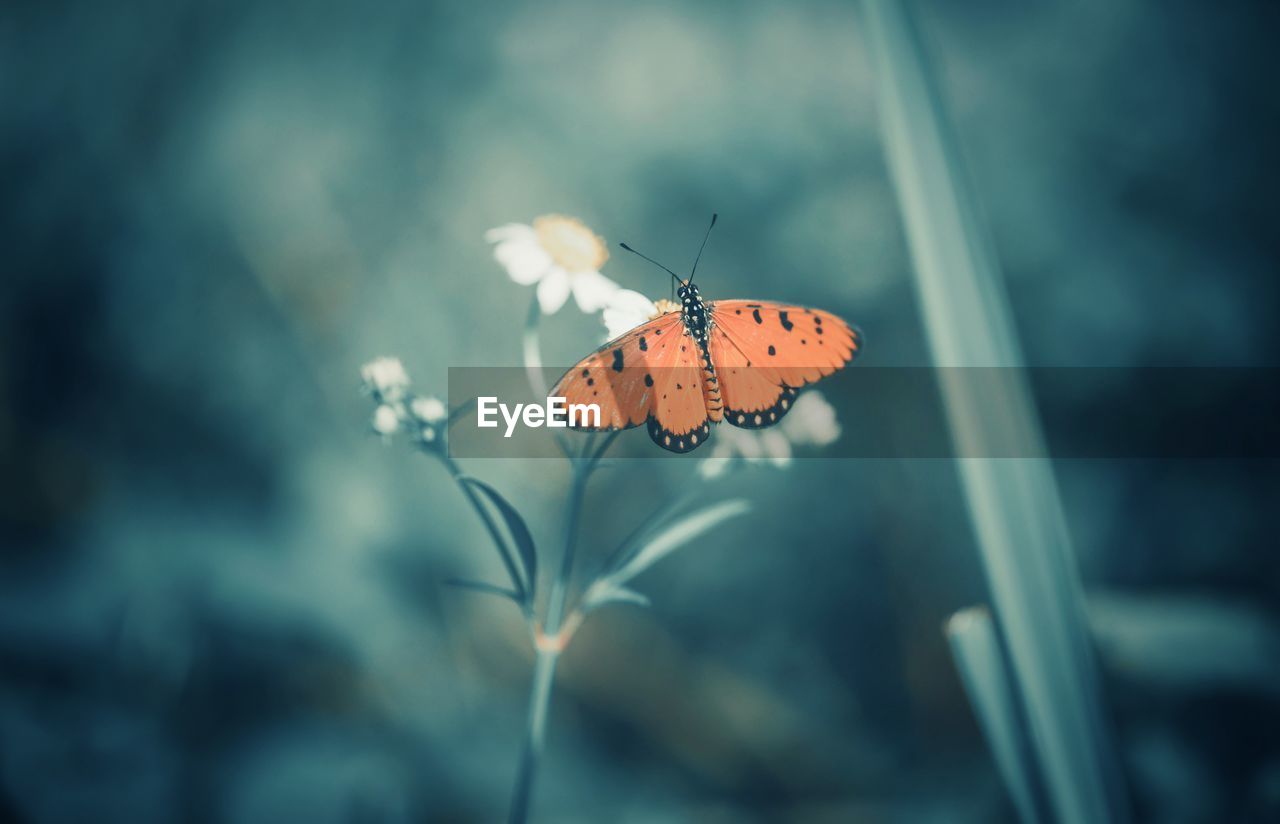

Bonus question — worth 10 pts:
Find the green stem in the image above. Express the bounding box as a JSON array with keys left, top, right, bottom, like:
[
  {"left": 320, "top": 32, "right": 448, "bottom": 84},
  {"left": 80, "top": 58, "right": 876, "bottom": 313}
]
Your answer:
[
  {"left": 522, "top": 295, "right": 572, "bottom": 457},
  {"left": 544, "top": 467, "right": 588, "bottom": 635},
  {"left": 506, "top": 443, "right": 599, "bottom": 824},
  {"left": 507, "top": 648, "right": 558, "bottom": 824},
  {"left": 522, "top": 295, "right": 550, "bottom": 400}
]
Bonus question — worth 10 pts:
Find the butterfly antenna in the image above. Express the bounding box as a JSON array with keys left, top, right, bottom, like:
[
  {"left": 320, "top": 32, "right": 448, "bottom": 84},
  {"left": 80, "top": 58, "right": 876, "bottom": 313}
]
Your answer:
[
  {"left": 688, "top": 212, "right": 717, "bottom": 285},
  {"left": 619, "top": 242, "right": 683, "bottom": 289}
]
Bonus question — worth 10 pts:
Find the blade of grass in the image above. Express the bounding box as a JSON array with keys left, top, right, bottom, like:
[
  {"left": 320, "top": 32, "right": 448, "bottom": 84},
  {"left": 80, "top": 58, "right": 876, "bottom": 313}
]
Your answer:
[
  {"left": 947, "top": 607, "right": 1049, "bottom": 824},
  {"left": 861, "top": 3, "right": 1128, "bottom": 821}
]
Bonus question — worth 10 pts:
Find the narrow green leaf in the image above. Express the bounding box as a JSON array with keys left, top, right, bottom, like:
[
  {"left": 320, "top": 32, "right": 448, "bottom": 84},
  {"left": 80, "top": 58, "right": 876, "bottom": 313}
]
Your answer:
[
  {"left": 600, "top": 495, "right": 686, "bottom": 576},
  {"left": 601, "top": 499, "right": 750, "bottom": 590},
  {"left": 581, "top": 584, "right": 651, "bottom": 614},
  {"left": 462, "top": 477, "right": 538, "bottom": 599},
  {"left": 444, "top": 578, "right": 523, "bottom": 604}
]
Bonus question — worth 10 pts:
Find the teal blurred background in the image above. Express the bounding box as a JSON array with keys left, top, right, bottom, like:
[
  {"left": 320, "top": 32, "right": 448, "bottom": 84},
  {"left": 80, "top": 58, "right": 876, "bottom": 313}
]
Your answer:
[{"left": 2, "top": 1, "right": 1278, "bottom": 822}]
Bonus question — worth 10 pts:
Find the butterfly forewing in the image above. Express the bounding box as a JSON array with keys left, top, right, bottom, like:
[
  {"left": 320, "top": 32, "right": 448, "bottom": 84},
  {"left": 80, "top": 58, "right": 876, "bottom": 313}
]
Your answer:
[
  {"left": 552, "top": 312, "right": 683, "bottom": 430},
  {"left": 709, "top": 301, "right": 861, "bottom": 429}
]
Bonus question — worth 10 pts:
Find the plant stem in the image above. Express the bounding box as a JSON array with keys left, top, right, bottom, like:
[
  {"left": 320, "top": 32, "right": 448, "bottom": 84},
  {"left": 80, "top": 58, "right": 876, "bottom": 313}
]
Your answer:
[
  {"left": 507, "top": 648, "right": 558, "bottom": 824},
  {"left": 507, "top": 452, "right": 593, "bottom": 824},
  {"left": 521, "top": 295, "right": 572, "bottom": 457},
  {"left": 544, "top": 468, "right": 587, "bottom": 635},
  {"left": 522, "top": 296, "right": 550, "bottom": 400}
]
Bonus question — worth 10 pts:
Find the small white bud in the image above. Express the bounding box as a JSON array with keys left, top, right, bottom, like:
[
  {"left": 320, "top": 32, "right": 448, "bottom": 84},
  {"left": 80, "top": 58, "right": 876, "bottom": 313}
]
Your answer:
[
  {"left": 361, "top": 357, "right": 411, "bottom": 402},
  {"left": 372, "top": 404, "right": 400, "bottom": 436},
  {"left": 410, "top": 396, "right": 447, "bottom": 424}
]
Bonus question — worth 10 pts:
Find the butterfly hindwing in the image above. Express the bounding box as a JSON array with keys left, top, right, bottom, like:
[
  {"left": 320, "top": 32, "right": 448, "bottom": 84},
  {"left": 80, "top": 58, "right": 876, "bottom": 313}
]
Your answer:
[{"left": 646, "top": 327, "right": 711, "bottom": 453}]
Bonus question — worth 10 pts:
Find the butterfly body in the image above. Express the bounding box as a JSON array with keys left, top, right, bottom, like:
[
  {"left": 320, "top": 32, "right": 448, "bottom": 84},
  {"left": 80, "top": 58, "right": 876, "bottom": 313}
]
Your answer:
[
  {"left": 553, "top": 280, "right": 861, "bottom": 454},
  {"left": 678, "top": 283, "right": 725, "bottom": 425}
]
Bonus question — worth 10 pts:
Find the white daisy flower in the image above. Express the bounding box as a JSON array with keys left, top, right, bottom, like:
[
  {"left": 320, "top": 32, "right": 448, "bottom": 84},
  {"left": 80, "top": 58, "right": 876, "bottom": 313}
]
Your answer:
[
  {"left": 360, "top": 357, "right": 411, "bottom": 403},
  {"left": 698, "top": 392, "right": 841, "bottom": 478},
  {"left": 487, "top": 214, "right": 619, "bottom": 315},
  {"left": 779, "top": 390, "right": 841, "bottom": 446},
  {"left": 601, "top": 291, "right": 681, "bottom": 340}
]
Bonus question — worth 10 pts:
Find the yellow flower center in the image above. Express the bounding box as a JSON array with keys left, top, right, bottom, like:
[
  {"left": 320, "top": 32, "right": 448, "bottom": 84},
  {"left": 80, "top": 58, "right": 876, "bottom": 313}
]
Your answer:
[
  {"left": 651, "top": 299, "right": 680, "bottom": 317},
  {"left": 533, "top": 214, "right": 609, "bottom": 272}
]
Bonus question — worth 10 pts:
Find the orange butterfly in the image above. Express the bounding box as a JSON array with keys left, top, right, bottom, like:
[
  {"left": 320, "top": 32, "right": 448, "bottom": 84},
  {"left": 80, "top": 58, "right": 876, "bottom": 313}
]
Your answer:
[{"left": 551, "top": 216, "right": 862, "bottom": 453}]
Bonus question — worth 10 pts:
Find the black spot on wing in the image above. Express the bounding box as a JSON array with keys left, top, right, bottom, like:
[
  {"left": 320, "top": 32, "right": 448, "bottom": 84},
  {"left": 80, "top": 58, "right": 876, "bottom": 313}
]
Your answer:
[
  {"left": 639, "top": 336, "right": 648, "bottom": 351},
  {"left": 752, "top": 308, "right": 763, "bottom": 324},
  {"left": 644, "top": 373, "right": 653, "bottom": 387},
  {"left": 612, "top": 348, "right": 624, "bottom": 372},
  {"left": 767, "top": 345, "right": 776, "bottom": 356},
  {"left": 779, "top": 311, "right": 793, "bottom": 331}
]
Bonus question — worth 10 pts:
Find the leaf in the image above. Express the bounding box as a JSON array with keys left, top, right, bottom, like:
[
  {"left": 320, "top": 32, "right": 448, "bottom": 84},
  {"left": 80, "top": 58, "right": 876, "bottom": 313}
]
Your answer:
[
  {"left": 599, "top": 499, "right": 751, "bottom": 590},
  {"left": 580, "top": 583, "right": 651, "bottom": 614},
  {"left": 600, "top": 495, "right": 686, "bottom": 576},
  {"left": 461, "top": 477, "right": 538, "bottom": 599},
  {"left": 444, "top": 578, "right": 523, "bottom": 604}
]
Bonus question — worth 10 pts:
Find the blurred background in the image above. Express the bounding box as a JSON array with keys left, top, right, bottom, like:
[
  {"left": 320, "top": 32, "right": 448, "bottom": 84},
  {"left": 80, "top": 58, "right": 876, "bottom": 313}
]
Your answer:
[{"left": 2, "top": 0, "right": 1278, "bottom": 821}]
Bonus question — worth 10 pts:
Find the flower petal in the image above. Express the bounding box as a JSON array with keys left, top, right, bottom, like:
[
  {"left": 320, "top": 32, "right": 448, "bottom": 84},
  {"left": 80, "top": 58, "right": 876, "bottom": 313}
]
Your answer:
[
  {"left": 570, "top": 269, "right": 621, "bottom": 313},
  {"left": 782, "top": 392, "right": 841, "bottom": 447},
  {"left": 760, "top": 430, "right": 793, "bottom": 467},
  {"left": 726, "top": 427, "right": 764, "bottom": 461},
  {"left": 602, "top": 289, "right": 658, "bottom": 339},
  {"left": 485, "top": 223, "right": 536, "bottom": 244},
  {"left": 494, "top": 239, "right": 554, "bottom": 285},
  {"left": 697, "top": 457, "right": 731, "bottom": 479},
  {"left": 536, "top": 268, "right": 573, "bottom": 314}
]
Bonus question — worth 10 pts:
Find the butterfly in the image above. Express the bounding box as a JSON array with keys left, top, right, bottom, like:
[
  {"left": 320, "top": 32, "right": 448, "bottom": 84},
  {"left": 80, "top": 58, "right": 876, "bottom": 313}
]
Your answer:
[{"left": 550, "top": 215, "right": 862, "bottom": 453}]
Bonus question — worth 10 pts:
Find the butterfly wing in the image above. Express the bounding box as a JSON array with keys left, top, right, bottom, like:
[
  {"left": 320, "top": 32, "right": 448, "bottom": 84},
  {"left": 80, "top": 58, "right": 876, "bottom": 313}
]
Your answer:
[
  {"left": 551, "top": 311, "right": 684, "bottom": 430},
  {"left": 709, "top": 301, "right": 861, "bottom": 429},
  {"left": 645, "top": 327, "right": 710, "bottom": 453}
]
